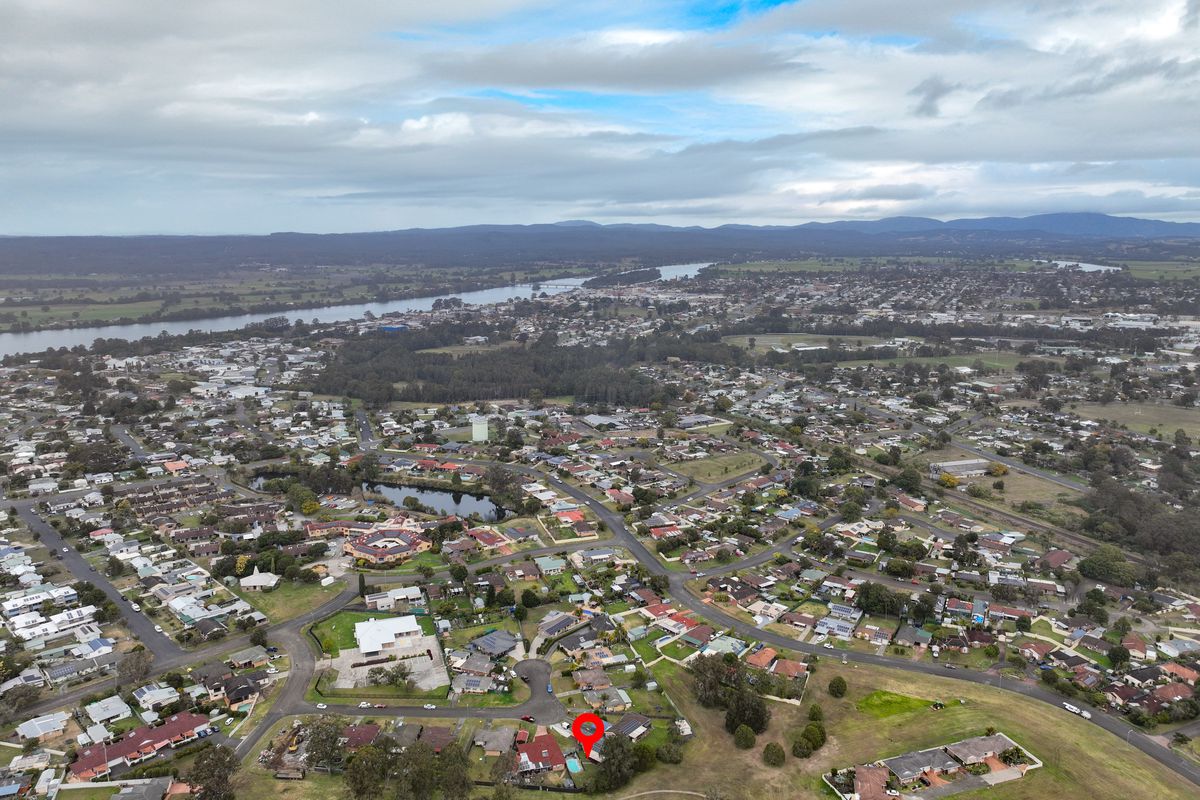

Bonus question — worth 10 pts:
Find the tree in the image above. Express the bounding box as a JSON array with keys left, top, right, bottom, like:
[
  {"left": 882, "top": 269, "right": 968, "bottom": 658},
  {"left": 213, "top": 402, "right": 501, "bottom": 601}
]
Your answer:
[
  {"left": 521, "top": 588, "right": 541, "bottom": 608},
  {"left": 358, "top": 573, "right": 367, "bottom": 597},
  {"left": 631, "top": 741, "right": 657, "bottom": 772},
  {"left": 304, "top": 715, "right": 346, "bottom": 771},
  {"left": 118, "top": 649, "right": 153, "bottom": 684},
  {"left": 725, "top": 688, "right": 771, "bottom": 734},
  {"left": 343, "top": 744, "right": 391, "bottom": 800},
  {"left": 449, "top": 564, "right": 469, "bottom": 583},
  {"left": 808, "top": 704, "right": 823, "bottom": 721},
  {"left": 395, "top": 742, "right": 437, "bottom": 799},
  {"left": 106, "top": 556, "right": 125, "bottom": 577},
  {"left": 249, "top": 628, "right": 268, "bottom": 648},
  {"left": 593, "top": 733, "right": 636, "bottom": 791},
  {"left": 801, "top": 722, "right": 826, "bottom": 749},
  {"left": 893, "top": 465, "right": 922, "bottom": 493},
  {"left": 733, "top": 724, "right": 756, "bottom": 749},
  {"left": 792, "top": 737, "right": 812, "bottom": 758},
  {"left": 0, "top": 685, "right": 40, "bottom": 723},
  {"left": 1108, "top": 644, "right": 1131, "bottom": 669},
  {"left": 762, "top": 742, "right": 786, "bottom": 767},
  {"left": 828, "top": 676, "right": 847, "bottom": 698},
  {"left": 186, "top": 744, "right": 240, "bottom": 800},
  {"left": 438, "top": 742, "right": 472, "bottom": 800}
]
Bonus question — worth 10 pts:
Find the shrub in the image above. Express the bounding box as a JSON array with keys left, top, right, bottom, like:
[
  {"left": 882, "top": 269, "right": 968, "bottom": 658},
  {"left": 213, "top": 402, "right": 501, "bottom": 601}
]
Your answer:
[
  {"left": 828, "top": 676, "right": 847, "bottom": 698},
  {"left": 808, "top": 704, "right": 823, "bottom": 721},
  {"left": 656, "top": 743, "right": 683, "bottom": 764},
  {"left": 802, "top": 722, "right": 826, "bottom": 750},
  {"left": 792, "top": 738, "right": 812, "bottom": 758},
  {"left": 733, "top": 724, "right": 756, "bottom": 749},
  {"left": 762, "top": 742, "right": 786, "bottom": 767}
]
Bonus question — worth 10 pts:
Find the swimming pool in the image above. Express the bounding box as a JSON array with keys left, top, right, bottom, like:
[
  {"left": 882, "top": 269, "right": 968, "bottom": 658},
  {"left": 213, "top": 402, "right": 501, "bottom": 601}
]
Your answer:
[{"left": 566, "top": 757, "right": 583, "bottom": 774}]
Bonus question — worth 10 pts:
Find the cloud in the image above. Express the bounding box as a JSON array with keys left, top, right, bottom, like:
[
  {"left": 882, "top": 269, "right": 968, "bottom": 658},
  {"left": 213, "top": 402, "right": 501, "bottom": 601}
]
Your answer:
[{"left": 0, "top": 0, "right": 1197, "bottom": 233}]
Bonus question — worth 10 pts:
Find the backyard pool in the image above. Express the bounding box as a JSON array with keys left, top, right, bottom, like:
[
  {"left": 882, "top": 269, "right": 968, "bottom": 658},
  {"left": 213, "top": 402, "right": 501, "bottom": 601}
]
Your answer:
[{"left": 566, "top": 757, "right": 583, "bottom": 774}]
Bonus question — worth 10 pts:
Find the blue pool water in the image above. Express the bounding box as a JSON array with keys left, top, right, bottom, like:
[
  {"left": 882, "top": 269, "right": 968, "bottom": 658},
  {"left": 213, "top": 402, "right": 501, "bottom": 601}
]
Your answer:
[{"left": 566, "top": 757, "right": 583, "bottom": 774}]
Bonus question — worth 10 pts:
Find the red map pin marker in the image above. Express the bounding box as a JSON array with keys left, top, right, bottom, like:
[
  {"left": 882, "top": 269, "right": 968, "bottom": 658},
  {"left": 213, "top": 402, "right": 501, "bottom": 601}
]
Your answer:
[{"left": 571, "top": 712, "right": 605, "bottom": 758}]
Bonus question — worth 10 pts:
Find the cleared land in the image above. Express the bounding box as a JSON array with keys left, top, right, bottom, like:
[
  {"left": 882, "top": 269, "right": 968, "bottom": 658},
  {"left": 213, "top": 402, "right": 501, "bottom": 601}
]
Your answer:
[
  {"left": 231, "top": 580, "right": 345, "bottom": 624},
  {"left": 603, "top": 660, "right": 1198, "bottom": 800},
  {"left": 1072, "top": 401, "right": 1200, "bottom": 438},
  {"left": 672, "top": 451, "right": 767, "bottom": 483},
  {"left": 723, "top": 333, "right": 891, "bottom": 349}
]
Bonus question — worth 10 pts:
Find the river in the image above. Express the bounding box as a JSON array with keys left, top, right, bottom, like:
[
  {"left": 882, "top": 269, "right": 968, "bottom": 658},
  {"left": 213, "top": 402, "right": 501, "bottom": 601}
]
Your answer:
[{"left": 0, "top": 262, "right": 708, "bottom": 358}]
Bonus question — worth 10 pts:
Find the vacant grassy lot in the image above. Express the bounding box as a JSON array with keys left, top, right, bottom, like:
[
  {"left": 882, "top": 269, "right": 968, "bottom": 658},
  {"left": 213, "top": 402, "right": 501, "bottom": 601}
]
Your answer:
[
  {"left": 599, "top": 660, "right": 1198, "bottom": 800},
  {"left": 838, "top": 351, "right": 1039, "bottom": 371},
  {"left": 232, "top": 579, "right": 345, "bottom": 624},
  {"left": 856, "top": 689, "right": 934, "bottom": 718},
  {"left": 1072, "top": 401, "right": 1200, "bottom": 438},
  {"left": 673, "top": 451, "right": 766, "bottom": 483},
  {"left": 56, "top": 788, "right": 117, "bottom": 800},
  {"left": 1123, "top": 260, "right": 1200, "bottom": 280}
]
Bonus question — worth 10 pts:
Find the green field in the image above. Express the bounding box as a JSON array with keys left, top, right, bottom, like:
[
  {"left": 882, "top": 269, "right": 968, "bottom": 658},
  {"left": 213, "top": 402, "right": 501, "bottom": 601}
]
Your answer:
[
  {"left": 855, "top": 689, "right": 935, "bottom": 718},
  {"left": 673, "top": 451, "right": 766, "bottom": 483},
  {"left": 1072, "top": 401, "right": 1200, "bottom": 437},
  {"left": 231, "top": 579, "right": 345, "bottom": 624},
  {"left": 838, "top": 351, "right": 1042, "bottom": 371}
]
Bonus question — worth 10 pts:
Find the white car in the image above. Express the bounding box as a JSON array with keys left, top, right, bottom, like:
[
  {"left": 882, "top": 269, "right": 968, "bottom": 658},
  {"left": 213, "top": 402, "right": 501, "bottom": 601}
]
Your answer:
[
  {"left": 266, "top": 667, "right": 279, "bottom": 675},
  {"left": 822, "top": 642, "right": 834, "bottom": 650},
  {"left": 358, "top": 701, "right": 372, "bottom": 709},
  {"left": 224, "top": 717, "right": 235, "bottom": 726},
  {"left": 61, "top": 547, "right": 69, "bottom": 552},
  {"left": 316, "top": 703, "right": 328, "bottom": 710},
  {"left": 130, "top": 603, "right": 141, "bottom": 612},
  {"left": 154, "top": 625, "right": 163, "bottom": 633},
  {"left": 422, "top": 704, "right": 437, "bottom": 710}
]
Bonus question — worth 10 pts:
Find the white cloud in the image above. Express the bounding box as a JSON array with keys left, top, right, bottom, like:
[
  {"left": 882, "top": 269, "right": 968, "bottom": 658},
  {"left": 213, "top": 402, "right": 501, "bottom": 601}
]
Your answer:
[{"left": 0, "top": 0, "right": 1197, "bottom": 233}]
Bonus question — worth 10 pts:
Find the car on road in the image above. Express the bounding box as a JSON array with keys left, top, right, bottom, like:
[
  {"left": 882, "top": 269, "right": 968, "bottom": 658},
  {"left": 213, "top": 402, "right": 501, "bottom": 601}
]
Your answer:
[
  {"left": 130, "top": 603, "right": 141, "bottom": 612},
  {"left": 358, "top": 702, "right": 372, "bottom": 708},
  {"left": 316, "top": 703, "right": 328, "bottom": 710},
  {"left": 1063, "top": 702, "right": 1082, "bottom": 715},
  {"left": 266, "top": 667, "right": 279, "bottom": 674},
  {"left": 1080, "top": 710, "right": 1092, "bottom": 720},
  {"left": 521, "top": 715, "right": 535, "bottom": 723},
  {"left": 547, "top": 683, "right": 553, "bottom": 694},
  {"left": 822, "top": 642, "right": 834, "bottom": 650},
  {"left": 943, "top": 664, "right": 957, "bottom": 670},
  {"left": 373, "top": 703, "right": 386, "bottom": 709},
  {"left": 61, "top": 547, "right": 69, "bottom": 552},
  {"left": 154, "top": 625, "right": 163, "bottom": 633},
  {"left": 422, "top": 704, "right": 437, "bottom": 710}
]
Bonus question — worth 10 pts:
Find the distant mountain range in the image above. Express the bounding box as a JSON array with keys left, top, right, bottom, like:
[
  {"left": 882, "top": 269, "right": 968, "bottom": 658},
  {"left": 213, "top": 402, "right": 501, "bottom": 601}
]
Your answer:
[{"left": 1, "top": 213, "right": 1198, "bottom": 275}]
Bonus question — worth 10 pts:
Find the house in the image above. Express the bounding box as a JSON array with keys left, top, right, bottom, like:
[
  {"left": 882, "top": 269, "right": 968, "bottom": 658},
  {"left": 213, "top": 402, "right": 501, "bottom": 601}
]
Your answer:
[
  {"left": 854, "top": 765, "right": 891, "bottom": 800},
  {"left": 474, "top": 726, "right": 517, "bottom": 757},
  {"left": 85, "top": 695, "right": 133, "bottom": 725},
  {"left": 745, "top": 647, "right": 777, "bottom": 670},
  {"left": 354, "top": 616, "right": 422, "bottom": 656},
  {"left": 611, "top": 712, "right": 652, "bottom": 740},
  {"left": 517, "top": 733, "right": 566, "bottom": 774},
  {"left": 1020, "top": 642, "right": 1054, "bottom": 662},
  {"left": 1161, "top": 662, "right": 1199, "bottom": 686},
  {"left": 418, "top": 726, "right": 455, "bottom": 753},
  {"left": 239, "top": 567, "right": 280, "bottom": 592},
  {"left": 573, "top": 668, "right": 612, "bottom": 691},
  {"left": 16, "top": 712, "right": 70, "bottom": 741},
  {"left": 882, "top": 747, "right": 961, "bottom": 783},
  {"left": 132, "top": 683, "right": 181, "bottom": 711},
  {"left": 341, "top": 724, "right": 381, "bottom": 750},
  {"left": 533, "top": 556, "right": 566, "bottom": 576},
  {"left": 452, "top": 674, "right": 495, "bottom": 694},
  {"left": 365, "top": 586, "right": 425, "bottom": 611},
  {"left": 470, "top": 629, "right": 520, "bottom": 659},
  {"left": 227, "top": 645, "right": 270, "bottom": 669},
  {"left": 69, "top": 713, "right": 211, "bottom": 779}
]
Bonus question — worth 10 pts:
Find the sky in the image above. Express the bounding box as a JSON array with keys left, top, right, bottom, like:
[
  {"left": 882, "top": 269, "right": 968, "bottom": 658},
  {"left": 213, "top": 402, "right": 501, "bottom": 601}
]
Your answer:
[{"left": 1, "top": 0, "right": 1198, "bottom": 234}]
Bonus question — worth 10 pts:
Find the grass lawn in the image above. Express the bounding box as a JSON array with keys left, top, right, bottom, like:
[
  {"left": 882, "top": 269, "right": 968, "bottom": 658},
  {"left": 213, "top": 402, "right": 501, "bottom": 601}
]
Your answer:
[
  {"left": 238, "top": 764, "right": 344, "bottom": 800},
  {"left": 232, "top": 579, "right": 345, "bottom": 624},
  {"left": 632, "top": 637, "right": 661, "bottom": 663},
  {"left": 56, "top": 788, "right": 117, "bottom": 800},
  {"left": 839, "top": 352, "right": 1042, "bottom": 371},
  {"left": 673, "top": 451, "right": 767, "bottom": 483},
  {"left": 660, "top": 640, "right": 698, "bottom": 661},
  {"left": 856, "top": 689, "right": 934, "bottom": 718},
  {"left": 597, "top": 659, "right": 1199, "bottom": 800},
  {"left": 1072, "top": 401, "right": 1200, "bottom": 438}
]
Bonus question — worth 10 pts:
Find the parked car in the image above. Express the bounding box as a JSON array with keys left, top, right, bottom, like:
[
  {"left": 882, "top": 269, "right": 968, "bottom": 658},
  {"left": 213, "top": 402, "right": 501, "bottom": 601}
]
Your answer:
[
  {"left": 358, "top": 702, "right": 371, "bottom": 709},
  {"left": 521, "top": 715, "right": 535, "bottom": 722},
  {"left": 130, "top": 603, "right": 141, "bottom": 612},
  {"left": 373, "top": 703, "right": 386, "bottom": 709},
  {"left": 61, "top": 547, "right": 69, "bottom": 553},
  {"left": 422, "top": 704, "right": 437, "bottom": 710},
  {"left": 153, "top": 625, "right": 163, "bottom": 633},
  {"left": 822, "top": 642, "right": 834, "bottom": 650},
  {"left": 316, "top": 703, "right": 328, "bottom": 710}
]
